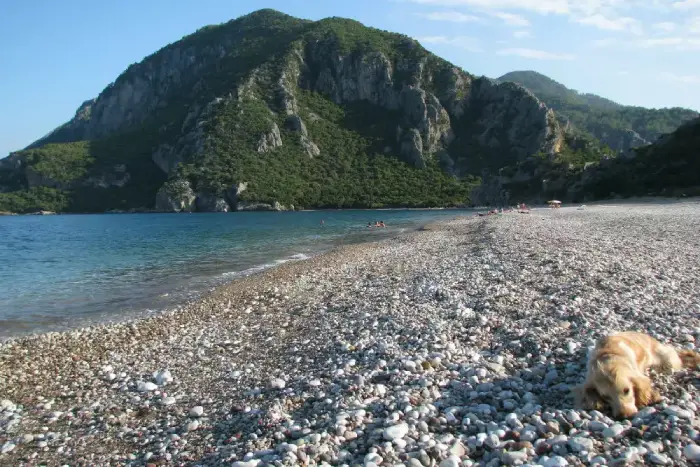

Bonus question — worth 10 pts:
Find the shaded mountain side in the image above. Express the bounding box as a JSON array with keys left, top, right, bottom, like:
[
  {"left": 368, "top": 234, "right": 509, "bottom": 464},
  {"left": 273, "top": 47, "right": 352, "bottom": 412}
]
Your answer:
[
  {"left": 471, "top": 117, "right": 700, "bottom": 205},
  {"left": 0, "top": 9, "right": 561, "bottom": 213},
  {"left": 498, "top": 71, "right": 698, "bottom": 152}
]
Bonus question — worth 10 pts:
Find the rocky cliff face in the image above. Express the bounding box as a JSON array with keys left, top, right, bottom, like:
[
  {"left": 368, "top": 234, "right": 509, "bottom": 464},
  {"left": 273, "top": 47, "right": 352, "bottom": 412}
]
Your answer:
[{"left": 3, "top": 10, "right": 564, "bottom": 213}]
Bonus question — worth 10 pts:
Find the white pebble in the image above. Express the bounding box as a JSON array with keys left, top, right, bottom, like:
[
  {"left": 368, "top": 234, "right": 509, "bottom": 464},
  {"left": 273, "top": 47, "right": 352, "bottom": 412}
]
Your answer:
[
  {"left": 684, "top": 444, "right": 700, "bottom": 462},
  {"left": 383, "top": 423, "right": 409, "bottom": 441},
  {"left": 137, "top": 381, "right": 158, "bottom": 392},
  {"left": 153, "top": 369, "right": 173, "bottom": 385},
  {"left": 269, "top": 378, "right": 286, "bottom": 389},
  {"left": 186, "top": 420, "right": 200, "bottom": 431}
]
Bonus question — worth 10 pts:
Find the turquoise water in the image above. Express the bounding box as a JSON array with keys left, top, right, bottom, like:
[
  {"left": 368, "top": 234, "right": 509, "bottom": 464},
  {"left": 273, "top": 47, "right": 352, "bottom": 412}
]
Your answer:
[{"left": 0, "top": 209, "right": 471, "bottom": 338}]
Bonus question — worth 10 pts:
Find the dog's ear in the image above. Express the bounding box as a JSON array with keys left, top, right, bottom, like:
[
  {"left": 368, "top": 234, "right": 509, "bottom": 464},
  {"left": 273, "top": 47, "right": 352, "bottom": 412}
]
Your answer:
[
  {"left": 632, "top": 376, "right": 661, "bottom": 407},
  {"left": 573, "top": 383, "right": 605, "bottom": 410}
]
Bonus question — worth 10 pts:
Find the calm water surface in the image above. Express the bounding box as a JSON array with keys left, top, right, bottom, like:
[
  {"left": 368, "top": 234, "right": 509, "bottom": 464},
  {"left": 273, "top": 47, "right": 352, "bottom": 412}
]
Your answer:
[{"left": 0, "top": 209, "right": 472, "bottom": 338}]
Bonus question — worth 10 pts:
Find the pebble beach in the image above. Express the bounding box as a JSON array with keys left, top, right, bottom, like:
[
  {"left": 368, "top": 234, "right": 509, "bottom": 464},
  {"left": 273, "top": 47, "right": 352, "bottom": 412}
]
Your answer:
[{"left": 2, "top": 201, "right": 700, "bottom": 466}]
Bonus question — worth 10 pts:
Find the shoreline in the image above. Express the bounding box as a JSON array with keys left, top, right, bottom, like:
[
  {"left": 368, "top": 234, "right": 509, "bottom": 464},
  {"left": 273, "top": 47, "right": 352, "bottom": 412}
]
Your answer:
[
  {"left": 0, "top": 210, "right": 471, "bottom": 343},
  {"left": 2, "top": 195, "right": 699, "bottom": 217},
  {"left": 2, "top": 202, "right": 700, "bottom": 465},
  {"left": 0, "top": 214, "right": 449, "bottom": 343},
  {"left": 0, "top": 206, "right": 472, "bottom": 216}
]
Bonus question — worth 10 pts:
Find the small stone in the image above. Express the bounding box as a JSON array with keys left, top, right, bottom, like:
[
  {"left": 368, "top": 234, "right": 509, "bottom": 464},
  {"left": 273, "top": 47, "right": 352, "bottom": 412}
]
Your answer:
[
  {"left": 1, "top": 442, "right": 16, "bottom": 454},
  {"left": 502, "top": 450, "right": 528, "bottom": 465},
  {"left": 383, "top": 423, "right": 409, "bottom": 441},
  {"left": 645, "top": 441, "right": 664, "bottom": 454},
  {"left": 269, "top": 378, "right": 286, "bottom": 389},
  {"left": 20, "top": 434, "right": 34, "bottom": 444},
  {"left": 566, "top": 413, "right": 581, "bottom": 425},
  {"left": 189, "top": 406, "right": 204, "bottom": 417},
  {"left": 448, "top": 442, "right": 466, "bottom": 457},
  {"left": 485, "top": 433, "right": 500, "bottom": 449},
  {"left": 569, "top": 436, "right": 595, "bottom": 453},
  {"left": 439, "top": 455, "right": 461, "bottom": 467},
  {"left": 648, "top": 453, "right": 671, "bottom": 465},
  {"left": 1, "top": 400, "right": 16, "bottom": 412},
  {"left": 161, "top": 397, "right": 176, "bottom": 406},
  {"left": 602, "top": 423, "right": 625, "bottom": 439},
  {"left": 684, "top": 444, "right": 700, "bottom": 462},
  {"left": 665, "top": 405, "right": 693, "bottom": 419},
  {"left": 542, "top": 456, "right": 569, "bottom": 467},
  {"left": 186, "top": 420, "right": 200, "bottom": 432},
  {"left": 137, "top": 381, "right": 158, "bottom": 392},
  {"left": 153, "top": 369, "right": 173, "bottom": 385},
  {"left": 589, "top": 420, "right": 608, "bottom": 431}
]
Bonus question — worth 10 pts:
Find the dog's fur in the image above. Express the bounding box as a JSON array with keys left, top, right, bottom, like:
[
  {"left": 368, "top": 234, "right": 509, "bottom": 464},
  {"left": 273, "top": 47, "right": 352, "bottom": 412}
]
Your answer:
[{"left": 573, "top": 331, "right": 700, "bottom": 418}]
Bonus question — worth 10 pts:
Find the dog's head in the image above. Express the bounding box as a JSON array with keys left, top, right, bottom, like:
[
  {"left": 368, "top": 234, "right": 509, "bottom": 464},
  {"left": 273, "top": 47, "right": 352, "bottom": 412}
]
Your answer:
[{"left": 577, "top": 361, "right": 657, "bottom": 418}]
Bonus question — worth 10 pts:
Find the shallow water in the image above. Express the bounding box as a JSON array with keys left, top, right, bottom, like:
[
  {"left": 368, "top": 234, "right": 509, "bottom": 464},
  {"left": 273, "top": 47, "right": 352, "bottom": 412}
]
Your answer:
[{"left": 0, "top": 209, "right": 472, "bottom": 338}]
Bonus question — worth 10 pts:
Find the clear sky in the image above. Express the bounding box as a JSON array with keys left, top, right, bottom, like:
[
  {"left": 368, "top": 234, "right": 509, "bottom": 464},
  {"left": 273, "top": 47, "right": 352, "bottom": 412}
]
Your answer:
[{"left": 2, "top": 0, "right": 699, "bottom": 158}]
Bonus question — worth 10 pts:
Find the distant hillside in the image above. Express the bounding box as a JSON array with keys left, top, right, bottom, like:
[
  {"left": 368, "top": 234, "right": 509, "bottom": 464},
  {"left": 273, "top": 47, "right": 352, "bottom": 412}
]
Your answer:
[
  {"left": 0, "top": 9, "right": 562, "bottom": 214},
  {"left": 472, "top": 116, "right": 700, "bottom": 205},
  {"left": 498, "top": 70, "right": 698, "bottom": 151}
]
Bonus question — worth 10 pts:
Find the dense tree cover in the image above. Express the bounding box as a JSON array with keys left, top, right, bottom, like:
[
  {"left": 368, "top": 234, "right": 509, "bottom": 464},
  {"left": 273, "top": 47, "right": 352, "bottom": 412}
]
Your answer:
[
  {"left": 485, "top": 117, "right": 700, "bottom": 204},
  {"left": 0, "top": 187, "right": 69, "bottom": 213},
  {"left": 177, "top": 89, "right": 476, "bottom": 209},
  {"left": 582, "top": 118, "right": 700, "bottom": 199},
  {"left": 21, "top": 142, "right": 94, "bottom": 183},
  {"left": 0, "top": 129, "right": 165, "bottom": 213},
  {"left": 499, "top": 71, "right": 698, "bottom": 146},
  {"left": 0, "top": 9, "right": 477, "bottom": 213}
]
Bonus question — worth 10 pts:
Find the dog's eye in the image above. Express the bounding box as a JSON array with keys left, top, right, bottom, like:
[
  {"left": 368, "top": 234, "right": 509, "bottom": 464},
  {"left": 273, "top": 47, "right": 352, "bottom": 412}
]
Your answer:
[{"left": 623, "top": 387, "right": 630, "bottom": 395}]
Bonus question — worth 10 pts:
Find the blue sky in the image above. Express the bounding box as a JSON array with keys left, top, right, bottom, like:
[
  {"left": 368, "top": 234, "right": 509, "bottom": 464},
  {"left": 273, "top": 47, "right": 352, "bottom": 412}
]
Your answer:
[{"left": 2, "top": 0, "right": 699, "bottom": 158}]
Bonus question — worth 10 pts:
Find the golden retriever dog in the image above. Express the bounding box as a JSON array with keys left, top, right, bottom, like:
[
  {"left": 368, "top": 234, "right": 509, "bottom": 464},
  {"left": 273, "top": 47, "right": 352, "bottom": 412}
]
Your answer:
[{"left": 574, "top": 331, "right": 700, "bottom": 418}]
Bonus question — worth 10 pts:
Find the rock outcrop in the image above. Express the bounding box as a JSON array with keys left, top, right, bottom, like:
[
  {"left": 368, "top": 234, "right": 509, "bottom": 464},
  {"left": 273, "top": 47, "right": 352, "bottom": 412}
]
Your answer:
[
  {"left": 155, "top": 180, "right": 196, "bottom": 212},
  {"left": 195, "top": 193, "right": 229, "bottom": 212},
  {"left": 236, "top": 201, "right": 288, "bottom": 211},
  {"left": 225, "top": 182, "right": 248, "bottom": 208},
  {"left": 256, "top": 122, "right": 283, "bottom": 153}
]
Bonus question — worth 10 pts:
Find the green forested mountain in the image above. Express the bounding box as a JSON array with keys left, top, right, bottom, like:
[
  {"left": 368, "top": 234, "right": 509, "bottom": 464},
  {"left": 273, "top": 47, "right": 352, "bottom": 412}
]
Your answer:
[
  {"left": 0, "top": 9, "right": 563, "bottom": 213},
  {"left": 498, "top": 71, "right": 698, "bottom": 151},
  {"left": 1, "top": 11, "right": 697, "bottom": 213}
]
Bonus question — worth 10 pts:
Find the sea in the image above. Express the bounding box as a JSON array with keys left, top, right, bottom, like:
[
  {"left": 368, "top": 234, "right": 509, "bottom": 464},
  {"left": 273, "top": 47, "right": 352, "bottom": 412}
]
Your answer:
[{"left": 0, "top": 209, "right": 472, "bottom": 339}]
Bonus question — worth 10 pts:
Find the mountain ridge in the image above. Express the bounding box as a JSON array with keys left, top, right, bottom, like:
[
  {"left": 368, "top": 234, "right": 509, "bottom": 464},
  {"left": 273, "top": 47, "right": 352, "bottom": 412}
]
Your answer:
[
  {"left": 0, "top": 9, "right": 561, "bottom": 213},
  {"left": 471, "top": 114, "right": 700, "bottom": 205},
  {"left": 1, "top": 10, "right": 697, "bottom": 214},
  {"left": 497, "top": 70, "right": 698, "bottom": 152}
]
